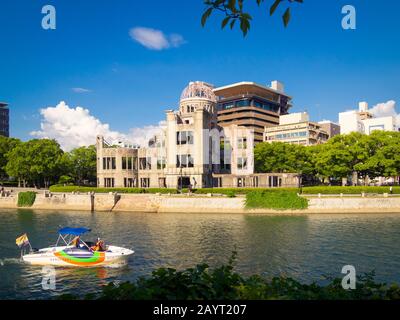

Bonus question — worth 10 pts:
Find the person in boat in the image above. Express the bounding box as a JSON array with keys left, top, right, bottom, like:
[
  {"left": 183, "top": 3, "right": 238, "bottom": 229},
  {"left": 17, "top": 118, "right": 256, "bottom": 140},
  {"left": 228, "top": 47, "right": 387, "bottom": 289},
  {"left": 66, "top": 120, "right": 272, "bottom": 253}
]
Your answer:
[
  {"left": 71, "top": 236, "right": 80, "bottom": 248},
  {"left": 91, "top": 238, "right": 105, "bottom": 252}
]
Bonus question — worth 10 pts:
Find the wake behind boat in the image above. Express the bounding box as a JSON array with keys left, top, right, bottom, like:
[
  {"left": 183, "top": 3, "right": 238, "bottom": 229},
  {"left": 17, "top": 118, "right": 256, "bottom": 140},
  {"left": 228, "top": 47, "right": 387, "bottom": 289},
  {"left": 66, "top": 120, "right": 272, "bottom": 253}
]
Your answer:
[{"left": 16, "top": 227, "right": 134, "bottom": 267}]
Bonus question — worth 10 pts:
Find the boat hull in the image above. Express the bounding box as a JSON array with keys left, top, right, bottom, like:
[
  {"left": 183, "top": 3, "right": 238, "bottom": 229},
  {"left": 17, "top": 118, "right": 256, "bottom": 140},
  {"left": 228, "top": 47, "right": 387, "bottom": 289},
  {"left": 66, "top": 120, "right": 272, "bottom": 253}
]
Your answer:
[{"left": 22, "top": 246, "right": 134, "bottom": 267}]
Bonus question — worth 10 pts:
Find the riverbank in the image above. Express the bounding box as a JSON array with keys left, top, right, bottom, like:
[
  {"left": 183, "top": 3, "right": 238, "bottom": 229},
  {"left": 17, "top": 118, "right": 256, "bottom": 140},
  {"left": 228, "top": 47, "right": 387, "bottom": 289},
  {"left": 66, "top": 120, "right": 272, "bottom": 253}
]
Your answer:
[{"left": 1, "top": 192, "right": 400, "bottom": 213}]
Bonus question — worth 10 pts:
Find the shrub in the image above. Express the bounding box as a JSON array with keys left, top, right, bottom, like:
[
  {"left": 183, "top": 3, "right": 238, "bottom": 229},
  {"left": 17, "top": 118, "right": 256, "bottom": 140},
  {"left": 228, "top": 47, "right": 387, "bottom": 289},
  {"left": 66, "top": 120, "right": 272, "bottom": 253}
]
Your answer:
[
  {"left": 226, "top": 190, "right": 236, "bottom": 198},
  {"left": 17, "top": 191, "right": 36, "bottom": 207},
  {"left": 58, "top": 175, "right": 74, "bottom": 185},
  {"left": 245, "top": 190, "right": 308, "bottom": 210},
  {"left": 301, "top": 186, "right": 400, "bottom": 195},
  {"left": 49, "top": 185, "right": 180, "bottom": 194},
  {"left": 192, "top": 188, "right": 298, "bottom": 195}
]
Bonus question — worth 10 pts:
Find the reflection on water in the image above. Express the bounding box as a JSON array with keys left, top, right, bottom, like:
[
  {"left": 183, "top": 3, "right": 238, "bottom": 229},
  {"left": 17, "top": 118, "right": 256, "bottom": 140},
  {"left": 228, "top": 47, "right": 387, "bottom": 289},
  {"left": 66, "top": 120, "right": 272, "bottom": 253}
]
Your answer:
[{"left": 1, "top": 210, "right": 400, "bottom": 299}]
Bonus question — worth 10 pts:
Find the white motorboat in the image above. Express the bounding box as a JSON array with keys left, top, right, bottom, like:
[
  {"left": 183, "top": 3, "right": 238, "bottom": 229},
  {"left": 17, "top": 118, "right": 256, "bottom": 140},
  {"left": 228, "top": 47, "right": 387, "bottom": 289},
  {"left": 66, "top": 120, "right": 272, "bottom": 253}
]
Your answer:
[{"left": 18, "top": 227, "right": 134, "bottom": 267}]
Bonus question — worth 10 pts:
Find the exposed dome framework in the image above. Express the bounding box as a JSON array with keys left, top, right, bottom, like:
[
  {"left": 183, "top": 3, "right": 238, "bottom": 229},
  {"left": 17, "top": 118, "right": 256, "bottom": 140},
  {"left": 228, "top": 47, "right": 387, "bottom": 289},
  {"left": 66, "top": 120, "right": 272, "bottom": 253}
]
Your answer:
[{"left": 180, "top": 81, "right": 217, "bottom": 102}]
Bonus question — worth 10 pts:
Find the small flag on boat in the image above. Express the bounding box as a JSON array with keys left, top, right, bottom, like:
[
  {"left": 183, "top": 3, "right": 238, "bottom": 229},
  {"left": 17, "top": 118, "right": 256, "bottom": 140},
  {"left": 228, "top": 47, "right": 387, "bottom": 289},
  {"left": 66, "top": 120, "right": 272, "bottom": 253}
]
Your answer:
[{"left": 16, "top": 233, "right": 29, "bottom": 248}]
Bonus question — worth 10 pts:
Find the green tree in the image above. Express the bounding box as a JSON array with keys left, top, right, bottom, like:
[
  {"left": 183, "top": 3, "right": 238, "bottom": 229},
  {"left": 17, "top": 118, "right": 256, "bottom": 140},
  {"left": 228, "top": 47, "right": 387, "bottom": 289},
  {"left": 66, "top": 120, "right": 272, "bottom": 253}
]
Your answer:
[
  {"left": 254, "top": 142, "right": 311, "bottom": 174},
  {"left": 5, "top": 142, "right": 31, "bottom": 187},
  {"left": 62, "top": 145, "right": 97, "bottom": 185},
  {"left": 0, "top": 136, "right": 21, "bottom": 179},
  {"left": 316, "top": 132, "right": 372, "bottom": 186},
  {"left": 6, "top": 139, "right": 64, "bottom": 188},
  {"left": 202, "top": 0, "right": 304, "bottom": 36},
  {"left": 354, "top": 131, "right": 400, "bottom": 183}
]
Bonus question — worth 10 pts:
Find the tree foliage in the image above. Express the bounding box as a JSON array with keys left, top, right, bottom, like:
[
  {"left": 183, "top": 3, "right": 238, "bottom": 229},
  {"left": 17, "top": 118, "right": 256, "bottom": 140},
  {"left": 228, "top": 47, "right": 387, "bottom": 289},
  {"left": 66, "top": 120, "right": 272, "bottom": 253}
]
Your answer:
[
  {"left": 255, "top": 131, "right": 400, "bottom": 185},
  {"left": 5, "top": 139, "right": 64, "bottom": 187},
  {"left": 1, "top": 137, "right": 97, "bottom": 188},
  {"left": 61, "top": 145, "right": 97, "bottom": 185},
  {"left": 0, "top": 136, "right": 21, "bottom": 179},
  {"left": 202, "top": 0, "right": 304, "bottom": 36},
  {"left": 254, "top": 142, "right": 312, "bottom": 174}
]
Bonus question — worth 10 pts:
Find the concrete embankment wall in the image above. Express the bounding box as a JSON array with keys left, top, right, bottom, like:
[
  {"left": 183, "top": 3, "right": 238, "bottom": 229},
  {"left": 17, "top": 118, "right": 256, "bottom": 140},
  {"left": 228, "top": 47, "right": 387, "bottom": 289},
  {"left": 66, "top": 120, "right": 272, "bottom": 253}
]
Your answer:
[
  {"left": 0, "top": 193, "right": 117, "bottom": 212},
  {"left": 0, "top": 196, "right": 17, "bottom": 208},
  {"left": 111, "top": 194, "right": 245, "bottom": 213},
  {"left": 2, "top": 192, "right": 400, "bottom": 213},
  {"left": 306, "top": 197, "right": 400, "bottom": 213},
  {"left": 32, "top": 193, "right": 116, "bottom": 211}
]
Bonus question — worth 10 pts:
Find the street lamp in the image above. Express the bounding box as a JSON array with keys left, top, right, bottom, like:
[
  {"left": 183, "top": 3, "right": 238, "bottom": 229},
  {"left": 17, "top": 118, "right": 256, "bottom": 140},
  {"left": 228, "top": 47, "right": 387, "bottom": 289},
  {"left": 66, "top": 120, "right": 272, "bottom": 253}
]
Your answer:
[
  {"left": 179, "top": 165, "right": 183, "bottom": 194},
  {"left": 298, "top": 170, "right": 303, "bottom": 194}
]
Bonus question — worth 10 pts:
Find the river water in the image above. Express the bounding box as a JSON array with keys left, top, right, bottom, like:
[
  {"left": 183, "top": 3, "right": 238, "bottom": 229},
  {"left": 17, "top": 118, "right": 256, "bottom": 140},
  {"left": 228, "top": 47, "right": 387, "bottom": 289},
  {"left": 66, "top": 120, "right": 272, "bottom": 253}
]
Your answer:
[{"left": 1, "top": 209, "right": 400, "bottom": 299}]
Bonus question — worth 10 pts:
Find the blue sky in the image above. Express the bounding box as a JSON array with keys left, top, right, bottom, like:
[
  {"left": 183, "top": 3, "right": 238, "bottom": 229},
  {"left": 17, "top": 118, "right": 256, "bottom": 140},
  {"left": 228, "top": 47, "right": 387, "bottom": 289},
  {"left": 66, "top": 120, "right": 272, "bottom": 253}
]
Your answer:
[{"left": 0, "top": 0, "right": 399, "bottom": 147}]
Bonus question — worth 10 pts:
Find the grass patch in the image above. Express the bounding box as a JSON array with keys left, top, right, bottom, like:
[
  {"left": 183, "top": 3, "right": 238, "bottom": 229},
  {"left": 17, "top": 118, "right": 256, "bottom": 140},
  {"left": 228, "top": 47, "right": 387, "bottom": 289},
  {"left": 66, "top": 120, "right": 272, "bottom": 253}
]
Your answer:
[
  {"left": 245, "top": 190, "right": 308, "bottom": 210},
  {"left": 301, "top": 186, "right": 400, "bottom": 195},
  {"left": 17, "top": 191, "right": 36, "bottom": 207}
]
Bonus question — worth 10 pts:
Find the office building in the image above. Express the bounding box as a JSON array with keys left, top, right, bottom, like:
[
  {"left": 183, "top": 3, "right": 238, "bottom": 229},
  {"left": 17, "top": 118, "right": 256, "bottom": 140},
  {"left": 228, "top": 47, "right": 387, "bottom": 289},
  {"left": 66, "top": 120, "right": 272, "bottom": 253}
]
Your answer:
[
  {"left": 264, "top": 112, "right": 330, "bottom": 145},
  {"left": 339, "top": 102, "right": 397, "bottom": 135},
  {"left": 214, "top": 81, "right": 292, "bottom": 144},
  {"left": 0, "top": 102, "right": 9, "bottom": 137}
]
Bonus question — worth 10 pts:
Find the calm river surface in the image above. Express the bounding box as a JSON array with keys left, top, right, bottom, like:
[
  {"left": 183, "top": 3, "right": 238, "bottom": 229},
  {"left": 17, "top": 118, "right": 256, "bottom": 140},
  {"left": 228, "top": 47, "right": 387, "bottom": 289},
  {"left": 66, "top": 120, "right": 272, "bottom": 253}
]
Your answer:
[{"left": 1, "top": 209, "right": 400, "bottom": 299}]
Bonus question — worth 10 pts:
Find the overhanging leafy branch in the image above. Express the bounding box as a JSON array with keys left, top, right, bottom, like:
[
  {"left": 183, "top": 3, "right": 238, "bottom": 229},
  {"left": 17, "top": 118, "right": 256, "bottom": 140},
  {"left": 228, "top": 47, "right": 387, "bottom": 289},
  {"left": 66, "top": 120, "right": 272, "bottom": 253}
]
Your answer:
[{"left": 202, "top": 0, "right": 304, "bottom": 36}]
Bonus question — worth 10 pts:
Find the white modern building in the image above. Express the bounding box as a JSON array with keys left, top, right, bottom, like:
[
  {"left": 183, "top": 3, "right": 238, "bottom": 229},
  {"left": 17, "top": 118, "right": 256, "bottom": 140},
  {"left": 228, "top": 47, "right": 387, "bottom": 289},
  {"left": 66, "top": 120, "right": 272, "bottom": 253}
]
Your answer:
[
  {"left": 339, "top": 102, "right": 397, "bottom": 135},
  {"left": 264, "top": 112, "right": 333, "bottom": 145}
]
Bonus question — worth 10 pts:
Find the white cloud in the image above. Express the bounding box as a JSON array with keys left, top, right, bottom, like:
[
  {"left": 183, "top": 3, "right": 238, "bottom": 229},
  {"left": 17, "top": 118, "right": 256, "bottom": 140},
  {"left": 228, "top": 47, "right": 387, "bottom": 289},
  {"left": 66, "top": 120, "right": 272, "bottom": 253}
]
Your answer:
[
  {"left": 129, "top": 27, "right": 185, "bottom": 50},
  {"left": 72, "top": 87, "right": 91, "bottom": 93},
  {"left": 369, "top": 100, "right": 400, "bottom": 126},
  {"left": 31, "top": 101, "right": 164, "bottom": 151}
]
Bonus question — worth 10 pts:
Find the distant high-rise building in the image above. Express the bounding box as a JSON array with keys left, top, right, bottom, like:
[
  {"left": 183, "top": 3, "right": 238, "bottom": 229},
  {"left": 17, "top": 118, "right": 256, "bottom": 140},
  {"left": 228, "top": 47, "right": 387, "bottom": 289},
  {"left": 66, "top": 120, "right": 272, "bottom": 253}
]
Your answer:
[{"left": 0, "top": 102, "right": 9, "bottom": 137}]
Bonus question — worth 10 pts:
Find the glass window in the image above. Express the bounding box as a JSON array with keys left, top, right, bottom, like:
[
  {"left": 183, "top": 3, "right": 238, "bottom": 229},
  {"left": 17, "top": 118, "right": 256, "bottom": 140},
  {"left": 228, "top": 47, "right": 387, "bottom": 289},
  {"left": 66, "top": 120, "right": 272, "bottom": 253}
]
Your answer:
[
  {"left": 127, "top": 157, "right": 133, "bottom": 170},
  {"left": 146, "top": 157, "right": 152, "bottom": 170},
  {"left": 176, "top": 154, "right": 194, "bottom": 168},
  {"left": 188, "top": 155, "right": 194, "bottom": 168},
  {"left": 187, "top": 131, "right": 194, "bottom": 144},
  {"left": 237, "top": 157, "right": 248, "bottom": 170},
  {"left": 139, "top": 158, "right": 147, "bottom": 170},
  {"left": 103, "top": 157, "right": 116, "bottom": 170},
  {"left": 177, "top": 131, "right": 194, "bottom": 145},
  {"left": 122, "top": 157, "right": 127, "bottom": 170},
  {"left": 235, "top": 100, "right": 250, "bottom": 107},
  {"left": 237, "top": 138, "right": 247, "bottom": 149},
  {"left": 157, "top": 157, "right": 166, "bottom": 170}
]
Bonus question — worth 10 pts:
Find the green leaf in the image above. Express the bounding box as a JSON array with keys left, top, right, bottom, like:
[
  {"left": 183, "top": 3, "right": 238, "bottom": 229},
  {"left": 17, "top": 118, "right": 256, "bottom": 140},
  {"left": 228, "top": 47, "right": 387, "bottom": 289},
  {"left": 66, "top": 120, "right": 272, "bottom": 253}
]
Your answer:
[
  {"left": 221, "top": 16, "right": 231, "bottom": 29},
  {"left": 201, "top": 7, "right": 213, "bottom": 27},
  {"left": 227, "top": 0, "right": 237, "bottom": 12},
  {"left": 240, "top": 17, "right": 250, "bottom": 36},
  {"left": 270, "top": 0, "right": 281, "bottom": 16},
  {"left": 283, "top": 7, "right": 291, "bottom": 27}
]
